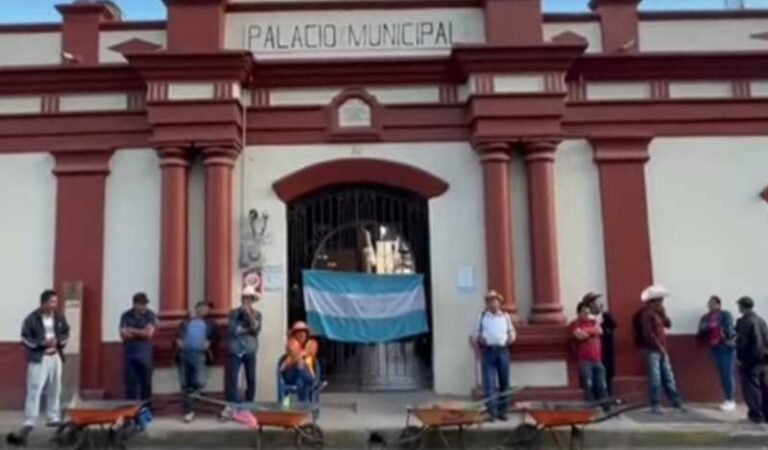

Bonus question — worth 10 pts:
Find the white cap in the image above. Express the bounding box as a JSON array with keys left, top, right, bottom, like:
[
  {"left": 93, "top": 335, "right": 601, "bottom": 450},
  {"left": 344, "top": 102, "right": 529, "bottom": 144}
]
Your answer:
[
  {"left": 242, "top": 286, "right": 259, "bottom": 298},
  {"left": 641, "top": 285, "right": 669, "bottom": 302}
]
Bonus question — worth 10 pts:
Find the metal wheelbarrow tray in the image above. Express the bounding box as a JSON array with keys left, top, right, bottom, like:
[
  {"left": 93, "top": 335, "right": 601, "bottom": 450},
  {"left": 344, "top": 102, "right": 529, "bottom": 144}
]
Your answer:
[
  {"left": 503, "top": 399, "right": 645, "bottom": 450},
  {"left": 53, "top": 400, "right": 145, "bottom": 450}
]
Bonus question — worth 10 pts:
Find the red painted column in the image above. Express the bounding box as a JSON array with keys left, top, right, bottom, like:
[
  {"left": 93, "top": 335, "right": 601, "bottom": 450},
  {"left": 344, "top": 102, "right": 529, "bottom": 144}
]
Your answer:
[
  {"left": 165, "top": 0, "right": 227, "bottom": 52},
  {"left": 590, "top": 0, "right": 641, "bottom": 53},
  {"left": 158, "top": 147, "right": 190, "bottom": 320},
  {"left": 524, "top": 141, "right": 565, "bottom": 325},
  {"left": 56, "top": 2, "right": 120, "bottom": 65},
  {"left": 53, "top": 151, "right": 113, "bottom": 396},
  {"left": 483, "top": 0, "right": 543, "bottom": 44},
  {"left": 203, "top": 146, "right": 238, "bottom": 314},
  {"left": 477, "top": 143, "right": 518, "bottom": 320},
  {"left": 590, "top": 136, "right": 653, "bottom": 389}
]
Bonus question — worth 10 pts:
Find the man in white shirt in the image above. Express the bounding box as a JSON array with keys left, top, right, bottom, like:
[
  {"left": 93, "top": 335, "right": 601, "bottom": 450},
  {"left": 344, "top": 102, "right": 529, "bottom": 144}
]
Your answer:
[{"left": 473, "top": 290, "right": 516, "bottom": 421}]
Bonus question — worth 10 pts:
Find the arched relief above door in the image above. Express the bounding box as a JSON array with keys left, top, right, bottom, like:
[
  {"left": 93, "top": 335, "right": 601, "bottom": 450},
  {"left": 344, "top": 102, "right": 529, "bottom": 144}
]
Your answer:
[
  {"left": 272, "top": 158, "right": 449, "bottom": 202},
  {"left": 326, "top": 88, "right": 383, "bottom": 142}
]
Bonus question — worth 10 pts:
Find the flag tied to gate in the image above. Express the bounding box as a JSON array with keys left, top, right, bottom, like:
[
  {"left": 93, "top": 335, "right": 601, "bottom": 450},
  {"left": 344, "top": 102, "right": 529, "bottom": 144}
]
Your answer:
[{"left": 302, "top": 270, "right": 429, "bottom": 344}]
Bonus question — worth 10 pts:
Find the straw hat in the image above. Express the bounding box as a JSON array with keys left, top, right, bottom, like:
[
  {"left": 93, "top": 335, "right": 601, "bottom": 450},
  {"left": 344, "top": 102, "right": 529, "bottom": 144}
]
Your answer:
[
  {"left": 641, "top": 285, "right": 669, "bottom": 302},
  {"left": 290, "top": 321, "right": 311, "bottom": 335},
  {"left": 484, "top": 290, "right": 504, "bottom": 302}
]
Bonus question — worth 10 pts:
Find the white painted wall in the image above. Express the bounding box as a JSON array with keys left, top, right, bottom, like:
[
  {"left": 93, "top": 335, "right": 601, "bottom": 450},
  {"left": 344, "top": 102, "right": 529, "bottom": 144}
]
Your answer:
[
  {"left": 0, "top": 33, "right": 61, "bottom": 66},
  {"left": 647, "top": 137, "right": 768, "bottom": 334},
  {"left": 188, "top": 155, "right": 205, "bottom": 307},
  {"left": 240, "top": 142, "right": 487, "bottom": 398},
  {"left": 99, "top": 30, "right": 166, "bottom": 63},
  {"left": 586, "top": 82, "right": 651, "bottom": 101},
  {"left": 510, "top": 152, "right": 533, "bottom": 318},
  {"left": 639, "top": 19, "right": 768, "bottom": 52},
  {"left": 543, "top": 21, "right": 603, "bottom": 53},
  {"left": 102, "top": 149, "right": 161, "bottom": 342},
  {"left": 0, "top": 154, "right": 56, "bottom": 341},
  {"left": 554, "top": 140, "right": 607, "bottom": 320}
]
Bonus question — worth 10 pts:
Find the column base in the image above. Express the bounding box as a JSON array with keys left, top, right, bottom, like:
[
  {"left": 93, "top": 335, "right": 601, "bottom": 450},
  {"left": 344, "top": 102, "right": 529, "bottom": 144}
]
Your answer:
[
  {"left": 158, "top": 309, "right": 189, "bottom": 321},
  {"left": 529, "top": 304, "right": 566, "bottom": 324}
]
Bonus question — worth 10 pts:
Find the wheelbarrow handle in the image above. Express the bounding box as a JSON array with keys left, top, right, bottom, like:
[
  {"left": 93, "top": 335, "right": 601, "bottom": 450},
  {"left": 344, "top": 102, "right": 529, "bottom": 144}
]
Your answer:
[{"left": 468, "top": 386, "right": 526, "bottom": 409}]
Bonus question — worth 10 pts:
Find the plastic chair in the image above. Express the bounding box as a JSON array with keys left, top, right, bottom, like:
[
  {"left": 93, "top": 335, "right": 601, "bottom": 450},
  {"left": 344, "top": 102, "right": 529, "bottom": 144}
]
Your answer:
[{"left": 277, "top": 354, "right": 322, "bottom": 412}]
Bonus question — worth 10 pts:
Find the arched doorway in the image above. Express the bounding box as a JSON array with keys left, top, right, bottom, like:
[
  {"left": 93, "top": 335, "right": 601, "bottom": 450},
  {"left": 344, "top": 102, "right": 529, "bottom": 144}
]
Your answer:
[{"left": 287, "top": 184, "right": 433, "bottom": 390}]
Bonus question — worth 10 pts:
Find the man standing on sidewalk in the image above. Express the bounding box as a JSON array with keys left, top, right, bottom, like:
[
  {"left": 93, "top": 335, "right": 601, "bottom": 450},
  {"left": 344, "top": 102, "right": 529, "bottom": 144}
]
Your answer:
[
  {"left": 224, "top": 287, "right": 262, "bottom": 410},
  {"left": 570, "top": 302, "right": 608, "bottom": 403},
  {"left": 177, "top": 301, "right": 218, "bottom": 423},
  {"left": 473, "top": 290, "right": 516, "bottom": 421},
  {"left": 119, "top": 292, "right": 157, "bottom": 401},
  {"left": 735, "top": 296, "right": 768, "bottom": 424},
  {"left": 17, "top": 290, "right": 70, "bottom": 438},
  {"left": 633, "top": 285, "right": 686, "bottom": 415}
]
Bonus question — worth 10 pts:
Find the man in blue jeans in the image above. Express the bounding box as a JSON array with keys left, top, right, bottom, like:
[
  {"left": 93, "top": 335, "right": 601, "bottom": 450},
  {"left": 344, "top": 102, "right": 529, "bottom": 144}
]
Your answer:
[
  {"left": 633, "top": 285, "right": 687, "bottom": 415},
  {"left": 223, "top": 287, "right": 261, "bottom": 417},
  {"left": 119, "top": 293, "right": 157, "bottom": 402},
  {"left": 176, "top": 302, "right": 218, "bottom": 423},
  {"left": 473, "top": 290, "right": 516, "bottom": 421}
]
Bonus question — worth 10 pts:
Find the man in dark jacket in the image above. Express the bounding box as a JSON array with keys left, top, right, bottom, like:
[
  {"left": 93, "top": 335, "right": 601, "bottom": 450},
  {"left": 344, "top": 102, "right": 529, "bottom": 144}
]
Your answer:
[
  {"left": 176, "top": 301, "right": 218, "bottom": 423},
  {"left": 634, "top": 285, "right": 685, "bottom": 415},
  {"left": 21, "top": 290, "right": 70, "bottom": 429},
  {"left": 119, "top": 293, "right": 157, "bottom": 401},
  {"left": 735, "top": 296, "right": 768, "bottom": 424}
]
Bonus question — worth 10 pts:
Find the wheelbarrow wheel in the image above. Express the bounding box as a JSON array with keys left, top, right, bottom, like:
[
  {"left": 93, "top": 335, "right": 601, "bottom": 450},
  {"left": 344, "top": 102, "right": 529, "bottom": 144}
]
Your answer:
[
  {"left": 504, "top": 424, "right": 541, "bottom": 450},
  {"left": 396, "top": 426, "right": 424, "bottom": 450},
  {"left": 53, "top": 423, "right": 83, "bottom": 448},
  {"left": 297, "top": 423, "right": 324, "bottom": 449}
]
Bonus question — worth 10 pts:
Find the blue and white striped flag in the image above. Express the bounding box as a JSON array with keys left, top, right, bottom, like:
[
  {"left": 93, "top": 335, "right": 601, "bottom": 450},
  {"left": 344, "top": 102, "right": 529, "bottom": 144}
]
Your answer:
[{"left": 302, "top": 270, "right": 429, "bottom": 344}]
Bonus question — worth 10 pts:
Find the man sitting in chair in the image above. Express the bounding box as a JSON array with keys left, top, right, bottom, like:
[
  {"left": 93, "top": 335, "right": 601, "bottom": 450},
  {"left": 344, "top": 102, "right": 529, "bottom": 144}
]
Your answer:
[{"left": 280, "top": 321, "right": 319, "bottom": 402}]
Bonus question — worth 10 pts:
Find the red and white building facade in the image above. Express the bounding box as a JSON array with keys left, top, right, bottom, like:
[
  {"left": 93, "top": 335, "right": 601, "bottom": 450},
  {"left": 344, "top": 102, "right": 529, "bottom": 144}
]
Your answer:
[{"left": 0, "top": 0, "right": 767, "bottom": 406}]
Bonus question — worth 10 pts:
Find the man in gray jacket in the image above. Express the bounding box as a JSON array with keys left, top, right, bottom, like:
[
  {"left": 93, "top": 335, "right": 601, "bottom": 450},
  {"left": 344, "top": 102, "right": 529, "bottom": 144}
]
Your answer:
[{"left": 735, "top": 296, "right": 768, "bottom": 424}]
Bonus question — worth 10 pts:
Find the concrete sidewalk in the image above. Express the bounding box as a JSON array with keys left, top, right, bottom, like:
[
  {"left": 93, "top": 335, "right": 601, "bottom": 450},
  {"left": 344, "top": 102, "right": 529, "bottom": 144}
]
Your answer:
[{"left": 2, "top": 392, "right": 768, "bottom": 448}]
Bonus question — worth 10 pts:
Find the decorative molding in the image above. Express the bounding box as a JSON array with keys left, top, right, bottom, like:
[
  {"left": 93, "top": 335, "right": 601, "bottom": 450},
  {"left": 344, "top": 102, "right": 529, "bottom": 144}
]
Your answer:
[
  {"left": 650, "top": 80, "right": 669, "bottom": 99},
  {"left": 438, "top": 84, "right": 459, "bottom": 104},
  {"left": 41, "top": 95, "right": 60, "bottom": 114},
  {"left": 250, "top": 88, "right": 270, "bottom": 107},
  {"left": 732, "top": 80, "right": 751, "bottom": 99},
  {"left": 567, "top": 80, "right": 587, "bottom": 102},
  {"left": 326, "top": 88, "right": 383, "bottom": 142},
  {"left": 108, "top": 38, "right": 162, "bottom": 55},
  {"left": 272, "top": 158, "right": 450, "bottom": 202},
  {"left": 52, "top": 150, "right": 113, "bottom": 176},
  {"left": 147, "top": 82, "right": 169, "bottom": 102}
]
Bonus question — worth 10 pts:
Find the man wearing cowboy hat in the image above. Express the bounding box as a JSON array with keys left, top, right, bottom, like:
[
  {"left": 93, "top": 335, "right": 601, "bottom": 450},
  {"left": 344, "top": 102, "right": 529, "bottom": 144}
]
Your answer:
[
  {"left": 634, "top": 285, "right": 686, "bottom": 415},
  {"left": 473, "top": 290, "right": 516, "bottom": 421},
  {"left": 280, "top": 321, "right": 319, "bottom": 402},
  {"left": 224, "top": 286, "right": 262, "bottom": 408}
]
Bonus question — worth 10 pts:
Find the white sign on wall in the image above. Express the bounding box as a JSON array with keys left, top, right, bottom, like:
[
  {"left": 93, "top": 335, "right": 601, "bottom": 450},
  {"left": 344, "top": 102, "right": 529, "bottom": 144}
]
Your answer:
[{"left": 226, "top": 8, "right": 486, "bottom": 59}]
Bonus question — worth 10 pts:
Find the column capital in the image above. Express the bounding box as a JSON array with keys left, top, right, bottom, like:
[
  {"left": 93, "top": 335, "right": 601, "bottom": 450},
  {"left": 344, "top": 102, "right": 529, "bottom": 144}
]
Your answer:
[
  {"left": 590, "top": 135, "right": 653, "bottom": 163},
  {"left": 157, "top": 146, "right": 191, "bottom": 168},
  {"left": 202, "top": 146, "right": 240, "bottom": 167},
  {"left": 52, "top": 150, "right": 113, "bottom": 176},
  {"left": 474, "top": 141, "right": 511, "bottom": 160},
  {"left": 522, "top": 140, "right": 559, "bottom": 163}
]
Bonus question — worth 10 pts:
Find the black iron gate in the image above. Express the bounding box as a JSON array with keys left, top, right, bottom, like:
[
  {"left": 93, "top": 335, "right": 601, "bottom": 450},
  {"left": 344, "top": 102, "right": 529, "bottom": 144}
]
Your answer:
[{"left": 287, "top": 184, "right": 432, "bottom": 391}]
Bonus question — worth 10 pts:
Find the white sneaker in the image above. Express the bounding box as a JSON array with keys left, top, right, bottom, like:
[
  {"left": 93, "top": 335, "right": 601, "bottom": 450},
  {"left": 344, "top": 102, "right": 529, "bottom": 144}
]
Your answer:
[
  {"left": 183, "top": 412, "right": 195, "bottom": 423},
  {"left": 719, "top": 401, "right": 736, "bottom": 412}
]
